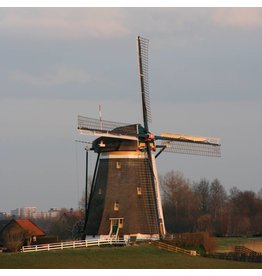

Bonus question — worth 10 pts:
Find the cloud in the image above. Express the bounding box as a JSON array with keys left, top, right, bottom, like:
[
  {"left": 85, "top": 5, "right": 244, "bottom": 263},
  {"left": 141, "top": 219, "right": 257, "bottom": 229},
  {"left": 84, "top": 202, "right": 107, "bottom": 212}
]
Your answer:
[
  {"left": 0, "top": 8, "right": 129, "bottom": 39},
  {"left": 212, "top": 8, "right": 262, "bottom": 29},
  {"left": 9, "top": 65, "right": 96, "bottom": 86},
  {"left": 2, "top": 8, "right": 262, "bottom": 44}
]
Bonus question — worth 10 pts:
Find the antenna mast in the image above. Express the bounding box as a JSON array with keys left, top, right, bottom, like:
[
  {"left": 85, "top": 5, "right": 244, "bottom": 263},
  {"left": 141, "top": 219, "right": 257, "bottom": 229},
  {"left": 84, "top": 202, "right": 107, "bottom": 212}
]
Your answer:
[{"left": 99, "top": 104, "right": 102, "bottom": 130}]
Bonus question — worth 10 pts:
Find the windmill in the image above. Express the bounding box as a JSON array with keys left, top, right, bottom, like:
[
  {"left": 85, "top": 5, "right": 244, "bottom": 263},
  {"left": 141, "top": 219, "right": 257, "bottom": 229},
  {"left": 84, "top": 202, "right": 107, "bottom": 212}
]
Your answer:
[{"left": 77, "top": 36, "right": 221, "bottom": 240}]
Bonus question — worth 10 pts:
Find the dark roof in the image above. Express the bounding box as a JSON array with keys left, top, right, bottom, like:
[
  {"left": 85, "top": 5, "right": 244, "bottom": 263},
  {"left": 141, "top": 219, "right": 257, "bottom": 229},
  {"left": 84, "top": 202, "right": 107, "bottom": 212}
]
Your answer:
[
  {"left": 59, "top": 210, "right": 83, "bottom": 223},
  {"left": 0, "top": 220, "right": 10, "bottom": 233}
]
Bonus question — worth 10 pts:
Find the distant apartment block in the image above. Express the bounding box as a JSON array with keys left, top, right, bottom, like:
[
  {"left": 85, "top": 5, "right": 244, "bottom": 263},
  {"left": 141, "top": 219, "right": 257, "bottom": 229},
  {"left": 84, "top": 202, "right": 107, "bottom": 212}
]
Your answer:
[
  {"left": 0, "top": 211, "right": 10, "bottom": 219},
  {"left": 11, "top": 207, "right": 37, "bottom": 218},
  {"left": 10, "top": 207, "right": 61, "bottom": 219}
]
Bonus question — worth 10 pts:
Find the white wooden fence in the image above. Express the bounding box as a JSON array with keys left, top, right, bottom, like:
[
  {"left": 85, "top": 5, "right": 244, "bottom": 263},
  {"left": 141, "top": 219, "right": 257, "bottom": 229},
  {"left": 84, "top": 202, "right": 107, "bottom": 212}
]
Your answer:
[{"left": 21, "top": 238, "right": 127, "bottom": 253}]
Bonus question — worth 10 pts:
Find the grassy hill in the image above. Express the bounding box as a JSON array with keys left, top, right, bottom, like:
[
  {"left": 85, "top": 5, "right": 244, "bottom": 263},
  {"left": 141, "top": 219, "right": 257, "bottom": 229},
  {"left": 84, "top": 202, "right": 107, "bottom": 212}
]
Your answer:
[
  {"left": 215, "top": 237, "right": 262, "bottom": 253},
  {"left": 1, "top": 244, "right": 262, "bottom": 269}
]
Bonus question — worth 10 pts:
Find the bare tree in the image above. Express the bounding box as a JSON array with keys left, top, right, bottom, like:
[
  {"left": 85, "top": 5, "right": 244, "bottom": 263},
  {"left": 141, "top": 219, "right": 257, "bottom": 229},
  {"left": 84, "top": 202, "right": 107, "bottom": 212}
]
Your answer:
[
  {"left": 197, "top": 214, "right": 213, "bottom": 234},
  {"left": 161, "top": 171, "right": 198, "bottom": 233},
  {"left": 78, "top": 176, "right": 92, "bottom": 210},
  {"left": 193, "top": 179, "right": 210, "bottom": 215},
  {"left": 2, "top": 227, "right": 26, "bottom": 252},
  {"left": 160, "top": 170, "right": 262, "bottom": 237},
  {"left": 228, "top": 190, "right": 258, "bottom": 236},
  {"left": 209, "top": 179, "right": 228, "bottom": 235},
  {"left": 257, "top": 188, "right": 262, "bottom": 200}
]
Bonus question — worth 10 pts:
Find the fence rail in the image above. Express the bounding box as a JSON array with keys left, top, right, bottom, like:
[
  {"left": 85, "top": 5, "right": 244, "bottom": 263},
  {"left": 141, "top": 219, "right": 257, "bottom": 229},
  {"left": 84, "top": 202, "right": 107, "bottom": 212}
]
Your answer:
[
  {"left": 234, "top": 246, "right": 257, "bottom": 255},
  {"left": 207, "top": 251, "right": 262, "bottom": 263},
  {"left": 21, "top": 238, "right": 127, "bottom": 253},
  {"left": 206, "top": 246, "right": 262, "bottom": 263},
  {"left": 151, "top": 240, "right": 199, "bottom": 256}
]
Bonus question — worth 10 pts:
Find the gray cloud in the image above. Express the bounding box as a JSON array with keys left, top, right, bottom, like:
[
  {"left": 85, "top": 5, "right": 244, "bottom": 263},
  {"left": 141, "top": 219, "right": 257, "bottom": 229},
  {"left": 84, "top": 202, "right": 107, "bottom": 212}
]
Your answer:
[
  {"left": 1, "top": 8, "right": 262, "bottom": 43},
  {"left": 212, "top": 8, "right": 262, "bottom": 29},
  {"left": 0, "top": 8, "right": 129, "bottom": 39},
  {"left": 9, "top": 65, "right": 97, "bottom": 86}
]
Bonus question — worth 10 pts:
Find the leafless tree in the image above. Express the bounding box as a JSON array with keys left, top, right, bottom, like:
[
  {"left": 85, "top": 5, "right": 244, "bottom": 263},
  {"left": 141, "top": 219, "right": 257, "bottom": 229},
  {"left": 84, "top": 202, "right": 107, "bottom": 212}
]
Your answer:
[
  {"left": 193, "top": 179, "right": 210, "bottom": 215},
  {"left": 160, "top": 171, "right": 262, "bottom": 237},
  {"left": 161, "top": 171, "right": 198, "bottom": 233},
  {"left": 2, "top": 227, "right": 26, "bottom": 252}
]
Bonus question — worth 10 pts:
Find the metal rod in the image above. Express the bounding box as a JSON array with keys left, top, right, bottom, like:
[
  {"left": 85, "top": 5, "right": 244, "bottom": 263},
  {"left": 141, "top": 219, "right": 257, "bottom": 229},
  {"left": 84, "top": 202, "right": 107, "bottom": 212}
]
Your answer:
[
  {"left": 83, "top": 147, "right": 89, "bottom": 237},
  {"left": 155, "top": 145, "right": 167, "bottom": 159},
  {"left": 82, "top": 153, "right": 100, "bottom": 238},
  {"left": 99, "top": 104, "right": 102, "bottom": 130}
]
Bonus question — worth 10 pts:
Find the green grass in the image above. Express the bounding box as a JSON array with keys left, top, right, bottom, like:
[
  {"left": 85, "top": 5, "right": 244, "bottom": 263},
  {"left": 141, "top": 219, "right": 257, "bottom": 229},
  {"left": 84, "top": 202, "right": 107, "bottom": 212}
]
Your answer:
[
  {"left": 1, "top": 244, "right": 262, "bottom": 269},
  {"left": 214, "top": 237, "right": 262, "bottom": 252}
]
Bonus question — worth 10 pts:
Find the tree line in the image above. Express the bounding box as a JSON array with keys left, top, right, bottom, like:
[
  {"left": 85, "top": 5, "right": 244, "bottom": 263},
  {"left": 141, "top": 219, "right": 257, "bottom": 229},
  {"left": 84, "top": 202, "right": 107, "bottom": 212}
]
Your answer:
[{"left": 161, "top": 171, "right": 262, "bottom": 237}]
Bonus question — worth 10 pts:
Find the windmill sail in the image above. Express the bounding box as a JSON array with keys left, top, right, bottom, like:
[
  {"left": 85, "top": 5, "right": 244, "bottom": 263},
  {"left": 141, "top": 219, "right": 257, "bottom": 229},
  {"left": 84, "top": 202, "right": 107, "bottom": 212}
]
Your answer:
[
  {"left": 137, "top": 36, "right": 151, "bottom": 130},
  {"left": 158, "top": 132, "right": 221, "bottom": 157},
  {"left": 78, "top": 115, "right": 138, "bottom": 140},
  {"left": 137, "top": 36, "right": 163, "bottom": 235}
]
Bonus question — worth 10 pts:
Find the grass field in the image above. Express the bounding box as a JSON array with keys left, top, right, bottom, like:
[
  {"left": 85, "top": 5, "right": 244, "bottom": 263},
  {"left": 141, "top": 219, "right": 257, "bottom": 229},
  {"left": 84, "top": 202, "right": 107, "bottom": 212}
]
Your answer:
[
  {"left": 1, "top": 244, "right": 262, "bottom": 269},
  {"left": 215, "top": 237, "right": 262, "bottom": 252}
]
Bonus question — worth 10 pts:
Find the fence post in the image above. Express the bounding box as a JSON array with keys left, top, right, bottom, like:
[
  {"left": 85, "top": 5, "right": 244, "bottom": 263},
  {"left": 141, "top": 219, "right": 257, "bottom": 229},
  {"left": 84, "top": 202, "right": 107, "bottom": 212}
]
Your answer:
[
  {"left": 35, "top": 245, "right": 37, "bottom": 252},
  {"left": 98, "top": 240, "right": 100, "bottom": 247},
  {"left": 48, "top": 244, "right": 50, "bottom": 251},
  {"left": 61, "top": 242, "right": 63, "bottom": 250},
  {"left": 73, "top": 241, "right": 75, "bottom": 248},
  {"left": 85, "top": 239, "right": 88, "bottom": 247}
]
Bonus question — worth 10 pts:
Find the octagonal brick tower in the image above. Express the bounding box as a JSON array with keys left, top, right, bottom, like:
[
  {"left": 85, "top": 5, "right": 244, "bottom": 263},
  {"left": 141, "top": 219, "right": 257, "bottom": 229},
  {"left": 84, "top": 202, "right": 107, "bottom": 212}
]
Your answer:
[{"left": 84, "top": 125, "right": 165, "bottom": 240}]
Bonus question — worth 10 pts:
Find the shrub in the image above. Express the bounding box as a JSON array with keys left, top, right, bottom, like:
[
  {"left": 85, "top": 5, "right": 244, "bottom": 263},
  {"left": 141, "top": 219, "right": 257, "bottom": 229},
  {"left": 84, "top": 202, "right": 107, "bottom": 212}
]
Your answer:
[
  {"left": 172, "top": 231, "right": 216, "bottom": 253},
  {"left": 2, "top": 228, "right": 26, "bottom": 252}
]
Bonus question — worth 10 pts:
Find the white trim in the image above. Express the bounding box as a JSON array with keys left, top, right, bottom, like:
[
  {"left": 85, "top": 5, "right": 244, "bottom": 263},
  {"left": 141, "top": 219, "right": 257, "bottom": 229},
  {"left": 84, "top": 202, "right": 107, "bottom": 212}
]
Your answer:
[
  {"left": 78, "top": 129, "right": 138, "bottom": 141},
  {"left": 151, "top": 154, "right": 166, "bottom": 235},
  {"left": 124, "top": 234, "right": 160, "bottom": 240},
  {"left": 100, "top": 152, "right": 146, "bottom": 159}
]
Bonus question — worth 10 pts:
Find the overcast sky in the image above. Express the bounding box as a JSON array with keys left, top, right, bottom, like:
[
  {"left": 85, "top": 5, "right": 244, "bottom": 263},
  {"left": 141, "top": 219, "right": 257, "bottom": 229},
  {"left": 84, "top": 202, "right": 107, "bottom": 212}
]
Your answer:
[{"left": 0, "top": 7, "right": 262, "bottom": 212}]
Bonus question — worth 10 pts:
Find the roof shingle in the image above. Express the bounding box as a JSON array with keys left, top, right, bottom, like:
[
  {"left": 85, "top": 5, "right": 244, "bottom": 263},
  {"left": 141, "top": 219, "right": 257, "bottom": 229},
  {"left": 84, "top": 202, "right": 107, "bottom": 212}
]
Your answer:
[{"left": 15, "top": 219, "right": 45, "bottom": 236}]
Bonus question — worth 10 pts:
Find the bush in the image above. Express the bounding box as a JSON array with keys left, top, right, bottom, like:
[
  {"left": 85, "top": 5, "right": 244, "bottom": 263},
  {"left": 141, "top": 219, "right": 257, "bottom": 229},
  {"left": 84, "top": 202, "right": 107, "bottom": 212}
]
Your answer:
[
  {"left": 2, "top": 228, "right": 26, "bottom": 252},
  {"left": 33, "top": 236, "right": 59, "bottom": 245},
  {"left": 172, "top": 232, "right": 216, "bottom": 254}
]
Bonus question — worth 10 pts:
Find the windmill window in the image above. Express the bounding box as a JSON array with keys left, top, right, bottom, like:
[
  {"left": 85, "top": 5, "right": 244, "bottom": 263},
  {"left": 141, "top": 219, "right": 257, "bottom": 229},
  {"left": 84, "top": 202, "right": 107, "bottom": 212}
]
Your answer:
[
  {"left": 114, "top": 202, "right": 119, "bottom": 211},
  {"left": 137, "top": 187, "right": 142, "bottom": 195},
  {"left": 116, "top": 161, "right": 121, "bottom": 169}
]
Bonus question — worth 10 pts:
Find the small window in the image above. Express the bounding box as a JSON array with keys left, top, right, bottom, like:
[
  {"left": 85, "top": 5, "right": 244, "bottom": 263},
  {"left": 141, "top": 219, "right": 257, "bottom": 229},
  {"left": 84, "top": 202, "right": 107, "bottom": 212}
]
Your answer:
[
  {"left": 98, "top": 188, "right": 102, "bottom": 195},
  {"left": 114, "top": 202, "right": 119, "bottom": 211},
  {"left": 119, "top": 218, "right": 124, "bottom": 228},
  {"left": 116, "top": 161, "right": 121, "bottom": 169},
  {"left": 137, "top": 187, "right": 142, "bottom": 195}
]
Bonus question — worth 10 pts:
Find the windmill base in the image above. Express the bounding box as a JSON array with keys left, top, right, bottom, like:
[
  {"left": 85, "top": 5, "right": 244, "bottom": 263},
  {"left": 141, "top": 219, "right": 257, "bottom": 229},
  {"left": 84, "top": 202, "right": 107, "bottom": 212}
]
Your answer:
[{"left": 85, "top": 233, "right": 160, "bottom": 241}]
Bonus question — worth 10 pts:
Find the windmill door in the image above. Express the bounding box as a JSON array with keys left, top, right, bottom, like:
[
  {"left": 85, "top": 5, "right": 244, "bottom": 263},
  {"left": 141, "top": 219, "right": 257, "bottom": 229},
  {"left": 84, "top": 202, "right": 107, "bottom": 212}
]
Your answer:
[
  {"left": 112, "top": 220, "right": 118, "bottom": 235},
  {"left": 109, "top": 218, "right": 124, "bottom": 237}
]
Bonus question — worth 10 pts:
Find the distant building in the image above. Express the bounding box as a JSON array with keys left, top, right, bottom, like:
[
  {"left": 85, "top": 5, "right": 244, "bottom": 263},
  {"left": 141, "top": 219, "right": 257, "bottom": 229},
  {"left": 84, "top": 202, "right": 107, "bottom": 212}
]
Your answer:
[
  {"left": 10, "top": 207, "right": 62, "bottom": 219},
  {"left": 49, "top": 209, "right": 83, "bottom": 240},
  {"left": 0, "top": 212, "right": 10, "bottom": 219},
  {"left": 59, "top": 210, "right": 83, "bottom": 225},
  {"left": 47, "top": 208, "right": 62, "bottom": 218},
  {"left": 11, "top": 207, "right": 37, "bottom": 218}
]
